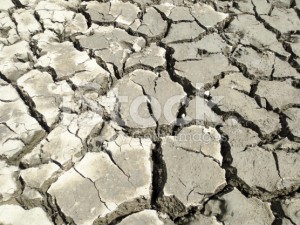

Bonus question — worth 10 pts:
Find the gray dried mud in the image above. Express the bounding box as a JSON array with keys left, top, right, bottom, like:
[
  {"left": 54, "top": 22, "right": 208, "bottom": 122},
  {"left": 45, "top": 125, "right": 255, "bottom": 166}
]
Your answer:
[{"left": 0, "top": 0, "right": 300, "bottom": 225}]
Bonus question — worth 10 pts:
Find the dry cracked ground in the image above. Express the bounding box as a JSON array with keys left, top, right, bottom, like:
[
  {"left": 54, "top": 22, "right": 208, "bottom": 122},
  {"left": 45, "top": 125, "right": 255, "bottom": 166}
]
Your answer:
[{"left": 1, "top": 0, "right": 300, "bottom": 224}]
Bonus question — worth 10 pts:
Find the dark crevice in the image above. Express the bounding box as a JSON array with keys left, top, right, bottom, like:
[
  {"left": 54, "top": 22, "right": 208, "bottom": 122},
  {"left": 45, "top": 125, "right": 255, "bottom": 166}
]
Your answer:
[
  {"left": 45, "top": 192, "right": 73, "bottom": 225},
  {"left": 271, "top": 201, "right": 285, "bottom": 225},
  {"left": 251, "top": 0, "right": 282, "bottom": 39},
  {"left": 0, "top": 72, "right": 11, "bottom": 84},
  {"left": 79, "top": 6, "right": 92, "bottom": 28},
  {"left": 228, "top": 57, "right": 256, "bottom": 80},
  {"left": 158, "top": 43, "right": 196, "bottom": 97},
  {"left": 72, "top": 38, "right": 84, "bottom": 52},
  {"left": 124, "top": 64, "right": 165, "bottom": 74},
  {"left": 285, "top": 216, "right": 297, "bottom": 225},
  {"left": 212, "top": 106, "right": 265, "bottom": 138},
  {"left": 172, "top": 98, "right": 189, "bottom": 135},
  {"left": 279, "top": 112, "right": 293, "bottom": 138},
  {"left": 111, "top": 63, "right": 122, "bottom": 80},
  {"left": 11, "top": 0, "right": 25, "bottom": 8},
  {"left": 18, "top": 90, "right": 49, "bottom": 132},
  {"left": 151, "top": 141, "right": 167, "bottom": 208},
  {"left": 0, "top": 73, "right": 50, "bottom": 133},
  {"left": 249, "top": 80, "right": 259, "bottom": 97},
  {"left": 33, "top": 11, "right": 45, "bottom": 32},
  {"left": 153, "top": 6, "right": 173, "bottom": 39},
  {"left": 190, "top": 14, "right": 208, "bottom": 32},
  {"left": 283, "top": 42, "right": 300, "bottom": 71},
  {"left": 271, "top": 198, "right": 298, "bottom": 225},
  {"left": 106, "top": 211, "right": 140, "bottom": 225},
  {"left": 214, "top": 127, "right": 255, "bottom": 198},
  {"left": 272, "top": 152, "right": 282, "bottom": 178},
  {"left": 294, "top": 7, "right": 300, "bottom": 19}
]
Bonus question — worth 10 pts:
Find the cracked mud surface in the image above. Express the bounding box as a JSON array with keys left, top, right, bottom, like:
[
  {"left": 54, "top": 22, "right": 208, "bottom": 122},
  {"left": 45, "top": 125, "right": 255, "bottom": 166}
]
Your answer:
[{"left": 0, "top": 0, "right": 300, "bottom": 224}]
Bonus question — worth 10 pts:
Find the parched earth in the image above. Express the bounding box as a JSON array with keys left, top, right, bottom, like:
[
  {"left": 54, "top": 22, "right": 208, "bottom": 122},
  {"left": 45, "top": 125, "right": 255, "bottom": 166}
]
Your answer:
[{"left": 0, "top": 0, "right": 300, "bottom": 224}]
